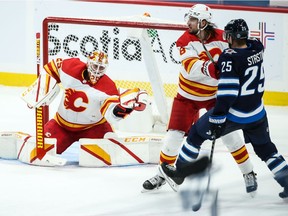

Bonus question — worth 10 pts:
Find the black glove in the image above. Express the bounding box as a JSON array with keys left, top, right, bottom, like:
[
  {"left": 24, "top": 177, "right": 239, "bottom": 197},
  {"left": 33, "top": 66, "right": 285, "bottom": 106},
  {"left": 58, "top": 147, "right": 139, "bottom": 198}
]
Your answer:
[
  {"left": 209, "top": 115, "right": 226, "bottom": 139},
  {"left": 113, "top": 104, "right": 133, "bottom": 118}
]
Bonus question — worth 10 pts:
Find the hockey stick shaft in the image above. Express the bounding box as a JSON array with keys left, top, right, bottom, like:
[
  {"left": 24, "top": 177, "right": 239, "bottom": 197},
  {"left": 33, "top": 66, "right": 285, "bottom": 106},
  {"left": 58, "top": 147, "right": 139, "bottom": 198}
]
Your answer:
[
  {"left": 209, "top": 135, "right": 217, "bottom": 164},
  {"left": 206, "top": 135, "right": 217, "bottom": 190},
  {"left": 192, "top": 135, "right": 217, "bottom": 211},
  {"left": 202, "top": 42, "right": 216, "bottom": 65},
  {"left": 35, "top": 32, "right": 49, "bottom": 160}
]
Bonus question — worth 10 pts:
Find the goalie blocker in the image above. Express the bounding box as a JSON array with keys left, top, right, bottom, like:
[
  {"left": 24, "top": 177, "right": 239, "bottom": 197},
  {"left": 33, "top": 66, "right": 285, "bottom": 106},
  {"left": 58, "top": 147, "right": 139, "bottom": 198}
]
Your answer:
[{"left": 0, "top": 132, "right": 163, "bottom": 167}]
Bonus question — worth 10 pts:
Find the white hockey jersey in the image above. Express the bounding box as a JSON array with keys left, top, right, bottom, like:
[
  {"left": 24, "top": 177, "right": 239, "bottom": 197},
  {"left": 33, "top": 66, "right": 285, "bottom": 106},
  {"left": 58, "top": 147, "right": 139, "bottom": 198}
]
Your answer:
[
  {"left": 43, "top": 58, "right": 120, "bottom": 131},
  {"left": 176, "top": 29, "right": 228, "bottom": 101}
]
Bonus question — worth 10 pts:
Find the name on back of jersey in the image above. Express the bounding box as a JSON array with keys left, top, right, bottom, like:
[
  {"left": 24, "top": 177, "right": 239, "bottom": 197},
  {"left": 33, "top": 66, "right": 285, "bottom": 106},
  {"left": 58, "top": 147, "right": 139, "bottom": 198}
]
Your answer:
[{"left": 247, "top": 50, "right": 263, "bottom": 66}]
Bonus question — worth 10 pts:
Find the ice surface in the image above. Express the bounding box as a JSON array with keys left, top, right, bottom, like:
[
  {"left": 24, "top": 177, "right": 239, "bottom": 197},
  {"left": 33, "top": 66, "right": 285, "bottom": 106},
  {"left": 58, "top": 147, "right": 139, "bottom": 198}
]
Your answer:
[{"left": 0, "top": 86, "right": 287, "bottom": 216}]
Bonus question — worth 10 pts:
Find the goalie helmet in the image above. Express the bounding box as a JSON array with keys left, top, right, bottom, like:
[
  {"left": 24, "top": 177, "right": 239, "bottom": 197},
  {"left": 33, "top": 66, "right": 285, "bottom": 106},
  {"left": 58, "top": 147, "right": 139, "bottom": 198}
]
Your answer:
[
  {"left": 184, "top": 4, "right": 212, "bottom": 23},
  {"left": 87, "top": 50, "right": 108, "bottom": 84},
  {"left": 223, "top": 19, "right": 249, "bottom": 40}
]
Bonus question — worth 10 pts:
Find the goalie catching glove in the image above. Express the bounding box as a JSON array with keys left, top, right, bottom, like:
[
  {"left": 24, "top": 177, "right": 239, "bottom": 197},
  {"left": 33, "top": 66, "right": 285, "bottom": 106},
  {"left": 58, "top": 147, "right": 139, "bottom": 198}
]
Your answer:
[
  {"left": 113, "top": 88, "right": 148, "bottom": 118},
  {"left": 21, "top": 74, "right": 60, "bottom": 109}
]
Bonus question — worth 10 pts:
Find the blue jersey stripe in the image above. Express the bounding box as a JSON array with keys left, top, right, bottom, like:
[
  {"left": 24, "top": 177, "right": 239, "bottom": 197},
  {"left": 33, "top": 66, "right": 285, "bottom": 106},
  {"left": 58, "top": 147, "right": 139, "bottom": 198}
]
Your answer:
[{"left": 227, "top": 108, "right": 266, "bottom": 123}]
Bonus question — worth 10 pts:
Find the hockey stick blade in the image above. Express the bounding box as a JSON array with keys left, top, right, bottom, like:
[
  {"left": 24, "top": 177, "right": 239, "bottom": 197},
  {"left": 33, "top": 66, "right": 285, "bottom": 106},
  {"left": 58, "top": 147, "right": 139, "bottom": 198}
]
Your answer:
[
  {"left": 211, "top": 190, "right": 219, "bottom": 216},
  {"left": 42, "top": 154, "right": 67, "bottom": 166},
  {"left": 192, "top": 189, "right": 204, "bottom": 211},
  {"left": 191, "top": 169, "right": 210, "bottom": 211}
]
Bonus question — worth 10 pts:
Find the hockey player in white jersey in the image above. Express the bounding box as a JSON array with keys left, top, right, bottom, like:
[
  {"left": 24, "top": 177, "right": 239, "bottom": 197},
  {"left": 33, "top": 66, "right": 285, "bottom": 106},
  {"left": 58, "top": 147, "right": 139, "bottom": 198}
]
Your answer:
[
  {"left": 42, "top": 50, "right": 148, "bottom": 154},
  {"left": 142, "top": 4, "right": 257, "bottom": 194},
  {"left": 0, "top": 50, "right": 149, "bottom": 166}
]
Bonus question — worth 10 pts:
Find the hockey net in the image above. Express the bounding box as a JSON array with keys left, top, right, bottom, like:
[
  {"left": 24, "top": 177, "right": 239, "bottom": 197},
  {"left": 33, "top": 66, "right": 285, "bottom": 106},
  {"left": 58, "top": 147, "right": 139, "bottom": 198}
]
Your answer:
[{"left": 41, "top": 15, "right": 187, "bottom": 127}]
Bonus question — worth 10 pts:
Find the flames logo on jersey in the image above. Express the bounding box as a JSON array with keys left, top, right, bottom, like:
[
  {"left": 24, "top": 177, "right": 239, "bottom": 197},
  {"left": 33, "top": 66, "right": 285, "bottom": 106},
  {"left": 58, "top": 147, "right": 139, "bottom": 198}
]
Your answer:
[
  {"left": 199, "top": 47, "right": 222, "bottom": 61},
  {"left": 64, "top": 88, "right": 88, "bottom": 112}
]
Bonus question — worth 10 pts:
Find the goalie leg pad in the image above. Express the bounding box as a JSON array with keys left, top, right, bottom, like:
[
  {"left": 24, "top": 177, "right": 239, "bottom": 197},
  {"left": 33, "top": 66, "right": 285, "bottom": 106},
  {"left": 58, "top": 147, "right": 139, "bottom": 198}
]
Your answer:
[
  {"left": 79, "top": 136, "right": 164, "bottom": 167},
  {"left": 0, "top": 131, "right": 23, "bottom": 159},
  {"left": 16, "top": 133, "right": 65, "bottom": 166},
  {"left": 0, "top": 131, "right": 65, "bottom": 166}
]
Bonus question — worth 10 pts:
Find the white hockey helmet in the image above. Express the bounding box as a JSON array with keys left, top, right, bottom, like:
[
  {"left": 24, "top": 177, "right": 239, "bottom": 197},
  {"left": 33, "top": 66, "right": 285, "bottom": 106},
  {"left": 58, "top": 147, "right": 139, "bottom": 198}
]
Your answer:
[
  {"left": 87, "top": 50, "right": 108, "bottom": 84},
  {"left": 184, "top": 4, "right": 212, "bottom": 23}
]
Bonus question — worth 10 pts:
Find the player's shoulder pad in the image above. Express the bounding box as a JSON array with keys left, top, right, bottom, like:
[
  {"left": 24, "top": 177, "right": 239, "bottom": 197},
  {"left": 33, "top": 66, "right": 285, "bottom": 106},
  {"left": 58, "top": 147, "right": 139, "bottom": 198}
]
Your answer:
[
  {"left": 176, "top": 30, "right": 199, "bottom": 47},
  {"left": 247, "top": 37, "right": 265, "bottom": 51},
  {"left": 62, "top": 58, "right": 86, "bottom": 73},
  {"left": 63, "top": 57, "right": 83, "bottom": 66}
]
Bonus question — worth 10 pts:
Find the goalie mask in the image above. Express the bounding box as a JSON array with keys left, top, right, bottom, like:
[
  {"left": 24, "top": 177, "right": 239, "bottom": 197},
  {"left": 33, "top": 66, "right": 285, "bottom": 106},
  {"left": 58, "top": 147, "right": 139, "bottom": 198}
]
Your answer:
[{"left": 87, "top": 50, "right": 108, "bottom": 84}]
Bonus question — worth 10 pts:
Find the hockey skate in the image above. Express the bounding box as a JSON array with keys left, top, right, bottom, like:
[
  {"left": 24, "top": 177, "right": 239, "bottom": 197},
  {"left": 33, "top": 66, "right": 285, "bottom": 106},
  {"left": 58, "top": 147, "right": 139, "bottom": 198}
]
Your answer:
[
  {"left": 159, "top": 163, "right": 185, "bottom": 192},
  {"left": 275, "top": 169, "right": 288, "bottom": 199},
  {"left": 142, "top": 174, "right": 166, "bottom": 192},
  {"left": 279, "top": 187, "right": 288, "bottom": 199},
  {"left": 159, "top": 156, "right": 210, "bottom": 192},
  {"left": 243, "top": 171, "right": 258, "bottom": 197}
]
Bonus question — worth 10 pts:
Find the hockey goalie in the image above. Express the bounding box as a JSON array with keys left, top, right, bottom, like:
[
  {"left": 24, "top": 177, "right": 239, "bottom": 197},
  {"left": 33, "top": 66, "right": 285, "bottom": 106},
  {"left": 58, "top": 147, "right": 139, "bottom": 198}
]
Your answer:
[{"left": 0, "top": 50, "right": 163, "bottom": 167}]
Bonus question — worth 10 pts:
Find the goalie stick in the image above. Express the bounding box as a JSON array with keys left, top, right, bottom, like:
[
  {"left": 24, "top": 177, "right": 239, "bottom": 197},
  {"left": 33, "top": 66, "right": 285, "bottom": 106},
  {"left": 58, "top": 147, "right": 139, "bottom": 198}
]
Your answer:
[
  {"left": 42, "top": 154, "right": 67, "bottom": 166},
  {"left": 35, "top": 32, "right": 49, "bottom": 161}
]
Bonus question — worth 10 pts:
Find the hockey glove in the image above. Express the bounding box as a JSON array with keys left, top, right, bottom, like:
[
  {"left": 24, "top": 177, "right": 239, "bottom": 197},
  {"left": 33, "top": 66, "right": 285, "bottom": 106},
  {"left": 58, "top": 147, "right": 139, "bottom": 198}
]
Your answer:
[
  {"left": 119, "top": 88, "right": 148, "bottom": 111},
  {"left": 133, "top": 90, "right": 148, "bottom": 111},
  {"left": 113, "top": 104, "right": 133, "bottom": 118},
  {"left": 201, "top": 60, "right": 219, "bottom": 80},
  {"left": 209, "top": 115, "right": 226, "bottom": 139}
]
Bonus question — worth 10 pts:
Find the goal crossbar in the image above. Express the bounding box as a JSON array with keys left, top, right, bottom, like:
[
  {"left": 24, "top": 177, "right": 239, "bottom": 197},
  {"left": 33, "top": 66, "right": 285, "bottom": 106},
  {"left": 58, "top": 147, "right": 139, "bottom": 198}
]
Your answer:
[{"left": 42, "top": 16, "right": 187, "bottom": 65}]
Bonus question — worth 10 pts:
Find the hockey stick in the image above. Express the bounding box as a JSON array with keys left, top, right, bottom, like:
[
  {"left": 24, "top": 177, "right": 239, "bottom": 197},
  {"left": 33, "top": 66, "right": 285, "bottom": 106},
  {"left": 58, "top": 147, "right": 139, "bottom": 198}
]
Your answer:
[
  {"left": 35, "top": 32, "right": 46, "bottom": 160},
  {"left": 201, "top": 41, "right": 216, "bottom": 65},
  {"left": 35, "top": 32, "right": 51, "bottom": 161},
  {"left": 192, "top": 134, "right": 217, "bottom": 211}
]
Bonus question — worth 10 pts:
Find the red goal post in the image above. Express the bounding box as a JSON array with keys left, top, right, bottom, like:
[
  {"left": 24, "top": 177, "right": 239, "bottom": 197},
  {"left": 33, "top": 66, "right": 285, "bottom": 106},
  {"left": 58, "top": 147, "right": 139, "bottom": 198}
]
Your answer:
[{"left": 41, "top": 15, "right": 187, "bottom": 125}]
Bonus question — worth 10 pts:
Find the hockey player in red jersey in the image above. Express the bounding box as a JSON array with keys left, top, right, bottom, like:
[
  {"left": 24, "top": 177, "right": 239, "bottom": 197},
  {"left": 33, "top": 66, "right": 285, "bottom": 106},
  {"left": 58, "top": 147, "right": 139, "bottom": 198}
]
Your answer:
[
  {"left": 142, "top": 4, "right": 257, "bottom": 194},
  {"left": 43, "top": 50, "right": 147, "bottom": 154}
]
